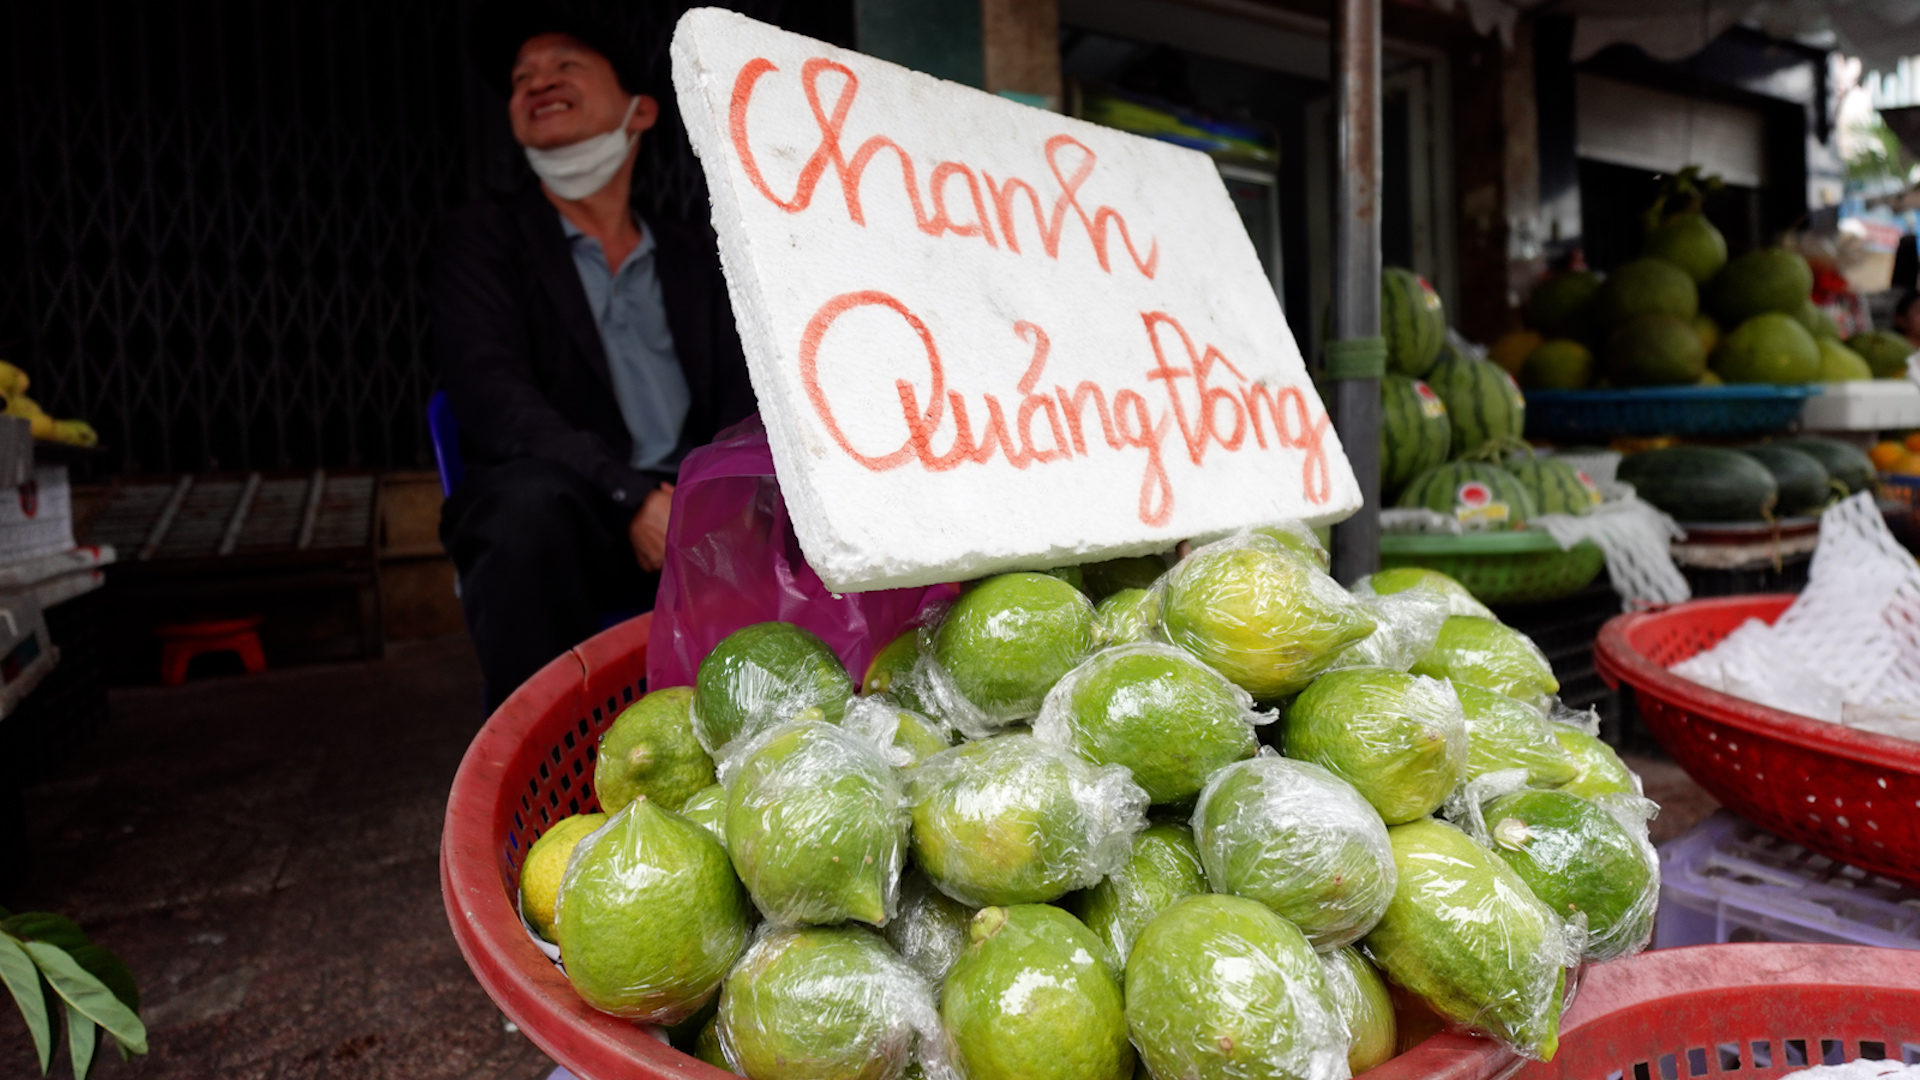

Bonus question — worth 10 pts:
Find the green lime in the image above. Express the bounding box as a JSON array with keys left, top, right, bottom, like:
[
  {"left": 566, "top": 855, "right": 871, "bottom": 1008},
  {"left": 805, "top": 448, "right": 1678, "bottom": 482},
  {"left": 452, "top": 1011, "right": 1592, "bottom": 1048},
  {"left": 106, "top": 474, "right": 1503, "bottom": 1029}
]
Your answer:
[
  {"left": 1410, "top": 616, "right": 1559, "bottom": 702},
  {"left": 883, "top": 869, "right": 976, "bottom": 988},
  {"left": 1036, "top": 644, "right": 1258, "bottom": 805},
  {"left": 908, "top": 734, "right": 1148, "bottom": 907},
  {"left": 1159, "top": 534, "right": 1376, "bottom": 699},
  {"left": 678, "top": 783, "right": 729, "bottom": 847},
  {"left": 1066, "top": 822, "right": 1207, "bottom": 964},
  {"left": 890, "top": 708, "right": 954, "bottom": 766},
  {"left": 1081, "top": 555, "right": 1167, "bottom": 600},
  {"left": 554, "top": 797, "right": 748, "bottom": 1023},
  {"left": 1551, "top": 726, "right": 1640, "bottom": 799},
  {"left": 1125, "top": 894, "right": 1348, "bottom": 1080},
  {"left": 944, "top": 905, "right": 1133, "bottom": 1080},
  {"left": 518, "top": 812, "right": 607, "bottom": 942},
  {"left": 1284, "top": 667, "right": 1467, "bottom": 824},
  {"left": 862, "top": 629, "right": 924, "bottom": 705},
  {"left": 930, "top": 573, "right": 1097, "bottom": 730},
  {"left": 1455, "top": 684, "right": 1580, "bottom": 786},
  {"left": 694, "top": 622, "right": 854, "bottom": 755},
  {"left": 595, "top": 687, "right": 714, "bottom": 813},
  {"left": 1192, "top": 755, "right": 1395, "bottom": 950},
  {"left": 1361, "top": 567, "right": 1493, "bottom": 618},
  {"left": 1483, "top": 788, "right": 1657, "bottom": 960},
  {"left": 693, "top": 1013, "right": 730, "bottom": 1070},
  {"left": 726, "top": 721, "right": 905, "bottom": 926},
  {"left": 717, "top": 925, "right": 935, "bottom": 1080},
  {"left": 1320, "top": 946, "right": 1397, "bottom": 1075},
  {"left": 1095, "top": 588, "right": 1159, "bottom": 646},
  {"left": 1363, "top": 818, "right": 1567, "bottom": 1060}
]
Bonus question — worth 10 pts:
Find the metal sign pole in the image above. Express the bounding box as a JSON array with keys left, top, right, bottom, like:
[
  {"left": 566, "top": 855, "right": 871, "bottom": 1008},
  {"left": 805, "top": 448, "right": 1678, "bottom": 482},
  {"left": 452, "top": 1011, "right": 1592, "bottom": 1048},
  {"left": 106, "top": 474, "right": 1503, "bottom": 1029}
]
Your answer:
[{"left": 1329, "top": 0, "right": 1383, "bottom": 584}]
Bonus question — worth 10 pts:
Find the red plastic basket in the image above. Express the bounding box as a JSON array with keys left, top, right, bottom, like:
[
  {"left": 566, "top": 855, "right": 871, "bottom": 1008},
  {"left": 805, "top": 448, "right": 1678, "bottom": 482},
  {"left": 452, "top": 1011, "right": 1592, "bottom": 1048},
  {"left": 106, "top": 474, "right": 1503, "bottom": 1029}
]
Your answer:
[{"left": 1594, "top": 594, "right": 1920, "bottom": 888}]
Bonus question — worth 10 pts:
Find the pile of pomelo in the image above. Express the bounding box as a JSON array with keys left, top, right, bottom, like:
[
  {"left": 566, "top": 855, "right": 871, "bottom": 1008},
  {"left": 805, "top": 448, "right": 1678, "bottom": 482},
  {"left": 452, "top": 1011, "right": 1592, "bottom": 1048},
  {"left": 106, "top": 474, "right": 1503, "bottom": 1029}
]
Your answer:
[{"left": 517, "top": 527, "right": 1659, "bottom": 1080}]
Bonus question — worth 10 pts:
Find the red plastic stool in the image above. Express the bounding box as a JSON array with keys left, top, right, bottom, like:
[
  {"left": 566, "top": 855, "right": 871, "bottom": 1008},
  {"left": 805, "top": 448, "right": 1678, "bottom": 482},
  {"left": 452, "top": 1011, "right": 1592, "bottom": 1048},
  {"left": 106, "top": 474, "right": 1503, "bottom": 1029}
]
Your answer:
[{"left": 157, "top": 616, "right": 266, "bottom": 687}]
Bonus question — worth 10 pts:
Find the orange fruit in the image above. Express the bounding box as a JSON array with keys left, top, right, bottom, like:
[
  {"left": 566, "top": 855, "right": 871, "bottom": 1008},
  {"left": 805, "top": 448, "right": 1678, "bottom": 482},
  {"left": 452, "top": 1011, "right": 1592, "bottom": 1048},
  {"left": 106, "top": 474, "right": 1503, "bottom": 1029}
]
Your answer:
[{"left": 1872, "top": 442, "right": 1906, "bottom": 471}]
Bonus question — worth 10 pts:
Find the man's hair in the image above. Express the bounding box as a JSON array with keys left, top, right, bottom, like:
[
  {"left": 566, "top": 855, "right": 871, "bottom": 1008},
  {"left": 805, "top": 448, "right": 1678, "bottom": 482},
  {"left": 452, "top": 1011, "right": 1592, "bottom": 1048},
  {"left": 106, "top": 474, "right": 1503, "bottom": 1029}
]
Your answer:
[{"left": 467, "top": 0, "right": 646, "bottom": 98}]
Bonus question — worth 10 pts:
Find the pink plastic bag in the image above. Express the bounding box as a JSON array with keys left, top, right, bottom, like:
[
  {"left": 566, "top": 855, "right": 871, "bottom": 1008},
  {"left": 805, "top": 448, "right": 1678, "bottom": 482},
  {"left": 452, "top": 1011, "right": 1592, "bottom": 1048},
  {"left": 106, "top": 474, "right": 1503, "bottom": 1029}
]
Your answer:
[{"left": 646, "top": 415, "right": 957, "bottom": 689}]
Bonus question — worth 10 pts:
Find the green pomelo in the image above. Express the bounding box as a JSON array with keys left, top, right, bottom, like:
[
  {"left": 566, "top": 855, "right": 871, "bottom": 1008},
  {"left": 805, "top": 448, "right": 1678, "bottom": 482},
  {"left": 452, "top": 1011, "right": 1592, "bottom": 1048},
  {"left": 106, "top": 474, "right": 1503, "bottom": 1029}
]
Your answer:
[
  {"left": 944, "top": 905, "right": 1134, "bottom": 1080},
  {"left": 1552, "top": 727, "right": 1640, "bottom": 799},
  {"left": 1696, "top": 370, "right": 1723, "bottom": 386},
  {"left": 1157, "top": 534, "right": 1376, "bottom": 699},
  {"left": 1505, "top": 457, "right": 1602, "bottom": 517},
  {"left": 679, "top": 784, "right": 729, "bottom": 848},
  {"left": 1815, "top": 338, "right": 1873, "bottom": 382},
  {"left": 1284, "top": 667, "right": 1467, "bottom": 825},
  {"left": 1595, "top": 257, "right": 1698, "bottom": 330},
  {"left": 1362, "top": 567, "right": 1494, "bottom": 619},
  {"left": 1740, "top": 445, "right": 1831, "bottom": 518},
  {"left": 694, "top": 622, "right": 853, "bottom": 755},
  {"left": 1713, "top": 313, "right": 1820, "bottom": 385},
  {"left": 1643, "top": 212, "right": 1727, "bottom": 284},
  {"left": 1519, "top": 339, "right": 1594, "bottom": 391},
  {"left": 1192, "top": 755, "right": 1395, "bottom": 950},
  {"left": 595, "top": 686, "right": 714, "bottom": 814},
  {"left": 932, "top": 572, "right": 1097, "bottom": 727},
  {"left": 1617, "top": 446, "right": 1778, "bottom": 523},
  {"left": 1095, "top": 588, "right": 1159, "bottom": 646},
  {"left": 1039, "top": 565, "right": 1088, "bottom": 593},
  {"left": 718, "top": 925, "right": 928, "bottom": 1080},
  {"left": 1425, "top": 347, "right": 1527, "bottom": 459},
  {"left": 1483, "top": 788, "right": 1657, "bottom": 961},
  {"left": 520, "top": 812, "right": 607, "bottom": 943},
  {"left": 1710, "top": 248, "right": 1813, "bottom": 325},
  {"left": 1693, "top": 314, "right": 1721, "bottom": 354},
  {"left": 555, "top": 797, "right": 748, "bottom": 1023},
  {"left": 1068, "top": 822, "right": 1209, "bottom": 965},
  {"left": 693, "top": 1014, "right": 729, "bottom": 1069},
  {"left": 888, "top": 708, "right": 953, "bottom": 766},
  {"left": 1788, "top": 436, "right": 1876, "bottom": 496},
  {"left": 1363, "top": 819, "right": 1567, "bottom": 1060},
  {"left": 862, "top": 630, "right": 921, "bottom": 698},
  {"left": 1081, "top": 556, "right": 1167, "bottom": 601},
  {"left": 1320, "top": 946, "right": 1398, "bottom": 1075},
  {"left": 1382, "top": 375, "right": 1452, "bottom": 498},
  {"left": 883, "top": 869, "right": 976, "bottom": 988},
  {"left": 1524, "top": 271, "right": 1602, "bottom": 339},
  {"left": 1847, "top": 330, "right": 1915, "bottom": 378},
  {"left": 1795, "top": 299, "right": 1840, "bottom": 341},
  {"left": 1396, "top": 462, "right": 1539, "bottom": 532},
  {"left": 1254, "top": 521, "right": 1332, "bottom": 569},
  {"left": 908, "top": 734, "right": 1147, "bottom": 907},
  {"left": 1125, "top": 894, "right": 1348, "bottom": 1080},
  {"left": 1384, "top": 267, "right": 1448, "bottom": 377},
  {"left": 1039, "top": 644, "right": 1257, "bottom": 805},
  {"left": 1453, "top": 684, "right": 1580, "bottom": 786},
  {"left": 1410, "top": 616, "right": 1560, "bottom": 702},
  {"left": 726, "top": 721, "right": 904, "bottom": 926},
  {"left": 1606, "top": 314, "right": 1706, "bottom": 387}
]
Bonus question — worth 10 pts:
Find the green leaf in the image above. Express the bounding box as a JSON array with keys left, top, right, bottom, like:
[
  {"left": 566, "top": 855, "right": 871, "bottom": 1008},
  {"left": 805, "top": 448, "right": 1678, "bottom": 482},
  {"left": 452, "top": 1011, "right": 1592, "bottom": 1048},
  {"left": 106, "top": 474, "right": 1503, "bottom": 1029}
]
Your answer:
[
  {"left": 2, "top": 915, "right": 89, "bottom": 955},
  {"left": 63, "top": 947, "right": 137, "bottom": 1016},
  {"left": 0, "top": 932, "right": 52, "bottom": 1071},
  {"left": 20, "top": 943, "right": 146, "bottom": 1056},
  {"left": 63, "top": 999, "right": 96, "bottom": 1080}
]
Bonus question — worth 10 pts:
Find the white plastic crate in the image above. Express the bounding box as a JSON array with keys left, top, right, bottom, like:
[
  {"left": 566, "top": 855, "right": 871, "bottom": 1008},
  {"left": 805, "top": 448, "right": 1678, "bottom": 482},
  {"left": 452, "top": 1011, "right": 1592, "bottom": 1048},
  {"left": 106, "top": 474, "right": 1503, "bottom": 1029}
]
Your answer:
[
  {"left": 1798, "top": 379, "right": 1920, "bottom": 432},
  {"left": 0, "top": 465, "right": 74, "bottom": 564}
]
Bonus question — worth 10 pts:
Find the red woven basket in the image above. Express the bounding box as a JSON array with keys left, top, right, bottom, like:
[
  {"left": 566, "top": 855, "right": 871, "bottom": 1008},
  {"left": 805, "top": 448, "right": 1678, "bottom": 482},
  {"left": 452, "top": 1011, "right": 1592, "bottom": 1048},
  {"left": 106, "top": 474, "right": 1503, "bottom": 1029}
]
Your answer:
[{"left": 1593, "top": 594, "right": 1920, "bottom": 887}]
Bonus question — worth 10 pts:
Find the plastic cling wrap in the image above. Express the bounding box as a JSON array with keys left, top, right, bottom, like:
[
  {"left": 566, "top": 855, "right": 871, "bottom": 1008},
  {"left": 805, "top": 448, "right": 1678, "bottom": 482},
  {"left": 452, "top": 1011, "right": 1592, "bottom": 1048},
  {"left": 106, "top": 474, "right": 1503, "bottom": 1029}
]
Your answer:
[
  {"left": 691, "top": 621, "right": 856, "bottom": 757},
  {"left": 1124, "top": 893, "right": 1349, "bottom": 1080},
  {"left": 1034, "top": 643, "right": 1267, "bottom": 805},
  {"left": 920, "top": 573, "right": 1099, "bottom": 737},
  {"left": 1066, "top": 822, "right": 1209, "bottom": 965},
  {"left": 942, "top": 905, "right": 1135, "bottom": 1080},
  {"left": 1362, "top": 818, "right": 1578, "bottom": 1060},
  {"left": 1254, "top": 520, "right": 1332, "bottom": 569},
  {"left": 1352, "top": 567, "right": 1495, "bottom": 619},
  {"left": 908, "top": 734, "right": 1149, "bottom": 907},
  {"left": 1548, "top": 723, "right": 1643, "bottom": 800},
  {"left": 1095, "top": 588, "right": 1161, "bottom": 646},
  {"left": 1283, "top": 667, "right": 1466, "bottom": 825},
  {"left": 1410, "top": 616, "right": 1560, "bottom": 704},
  {"left": 882, "top": 870, "right": 976, "bottom": 990},
  {"left": 1192, "top": 751, "right": 1396, "bottom": 950},
  {"left": 1453, "top": 684, "right": 1581, "bottom": 787},
  {"left": 1329, "top": 586, "right": 1453, "bottom": 673},
  {"left": 677, "top": 784, "right": 728, "bottom": 848},
  {"left": 723, "top": 720, "right": 907, "bottom": 927},
  {"left": 552, "top": 798, "right": 750, "bottom": 1023},
  {"left": 1319, "top": 946, "right": 1397, "bottom": 1076},
  {"left": 1157, "top": 532, "right": 1377, "bottom": 700},
  {"left": 840, "top": 694, "right": 954, "bottom": 769},
  {"left": 716, "top": 924, "right": 954, "bottom": 1080}
]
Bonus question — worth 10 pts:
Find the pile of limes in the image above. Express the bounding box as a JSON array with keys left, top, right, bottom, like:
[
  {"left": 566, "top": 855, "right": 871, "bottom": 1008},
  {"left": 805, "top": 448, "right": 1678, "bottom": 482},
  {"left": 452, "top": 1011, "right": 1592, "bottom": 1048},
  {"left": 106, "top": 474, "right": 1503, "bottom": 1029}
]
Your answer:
[{"left": 519, "top": 528, "right": 1659, "bottom": 1080}]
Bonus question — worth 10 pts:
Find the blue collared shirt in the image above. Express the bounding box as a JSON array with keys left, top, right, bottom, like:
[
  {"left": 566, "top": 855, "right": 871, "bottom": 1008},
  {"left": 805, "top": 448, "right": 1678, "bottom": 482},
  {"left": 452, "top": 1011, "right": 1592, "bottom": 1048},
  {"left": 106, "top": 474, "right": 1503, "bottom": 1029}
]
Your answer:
[{"left": 560, "top": 215, "right": 692, "bottom": 473}]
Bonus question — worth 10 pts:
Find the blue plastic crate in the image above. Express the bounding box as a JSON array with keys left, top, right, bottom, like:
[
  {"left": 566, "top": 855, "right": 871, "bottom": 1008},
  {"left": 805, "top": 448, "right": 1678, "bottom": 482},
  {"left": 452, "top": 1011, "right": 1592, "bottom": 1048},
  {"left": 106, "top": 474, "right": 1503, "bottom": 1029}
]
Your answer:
[{"left": 1525, "top": 385, "right": 1821, "bottom": 442}]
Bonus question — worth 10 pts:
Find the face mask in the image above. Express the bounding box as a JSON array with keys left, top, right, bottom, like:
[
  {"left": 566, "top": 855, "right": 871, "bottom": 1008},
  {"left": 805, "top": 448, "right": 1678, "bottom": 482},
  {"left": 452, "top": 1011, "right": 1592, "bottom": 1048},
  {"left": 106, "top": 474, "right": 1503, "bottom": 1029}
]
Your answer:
[{"left": 524, "top": 96, "right": 639, "bottom": 200}]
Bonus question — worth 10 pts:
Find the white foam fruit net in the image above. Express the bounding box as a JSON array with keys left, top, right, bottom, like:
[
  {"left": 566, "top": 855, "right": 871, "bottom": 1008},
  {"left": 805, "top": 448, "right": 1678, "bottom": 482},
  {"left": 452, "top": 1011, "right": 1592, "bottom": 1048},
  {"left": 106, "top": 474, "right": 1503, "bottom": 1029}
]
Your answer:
[{"left": 1671, "top": 493, "right": 1920, "bottom": 731}]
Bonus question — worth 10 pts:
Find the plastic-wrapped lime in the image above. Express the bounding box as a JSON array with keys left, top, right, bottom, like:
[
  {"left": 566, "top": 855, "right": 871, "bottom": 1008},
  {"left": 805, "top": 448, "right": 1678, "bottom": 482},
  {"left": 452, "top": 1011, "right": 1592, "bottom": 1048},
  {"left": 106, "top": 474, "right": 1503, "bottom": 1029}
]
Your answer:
[
  {"left": 1035, "top": 643, "right": 1261, "bottom": 805},
  {"left": 1095, "top": 588, "right": 1159, "bottom": 646},
  {"left": 595, "top": 687, "right": 714, "bottom": 813},
  {"left": 1552, "top": 725, "right": 1641, "bottom": 799},
  {"left": 1455, "top": 685, "right": 1581, "bottom": 787},
  {"left": 1158, "top": 533, "right": 1376, "bottom": 699},
  {"left": 1482, "top": 788, "right": 1658, "bottom": 961},
  {"left": 1320, "top": 946, "right": 1397, "bottom": 1074},
  {"left": 1253, "top": 520, "right": 1331, "bottom": 569},
  {"left": 1066, "top": 822, "right": 1208, "bottom": 965},
  {"left": 518, "top": 812, "right": 606, "bottom": 942},
  {"left": 677, "top": 784, "right": 728, "bottom": 848},
  {"left": 944, "top": 905, "right": 1134, "bottom": 1080},
  {"left": 1356, "top": 567, "right": 1494, "bottom": 618},
  {"left": 694, "top": 622, "right": 854, "bottom": 755},
  {"left": 1284, "top": 667, "right": 1466, "bottom": 824},
  {"left": 928, "top": 573, "right": 1098, "bottom": 733},
  {"left": 883, "top": 869, "right": 975, "bottom": 989},
  {"left": 862, "top": 629, "right": 923, "bottom": 701},
  {"left": 1410, "top": 616, "right": 1559, "bottom": 702}
]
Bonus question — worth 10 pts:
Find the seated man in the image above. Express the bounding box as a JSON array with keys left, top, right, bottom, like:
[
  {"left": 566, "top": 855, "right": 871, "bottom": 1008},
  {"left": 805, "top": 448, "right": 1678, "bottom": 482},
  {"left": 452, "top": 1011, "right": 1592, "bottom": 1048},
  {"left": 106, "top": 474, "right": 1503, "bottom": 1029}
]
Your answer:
[{"left": 437, "top": 11, "right": 754, "bottom": 708}]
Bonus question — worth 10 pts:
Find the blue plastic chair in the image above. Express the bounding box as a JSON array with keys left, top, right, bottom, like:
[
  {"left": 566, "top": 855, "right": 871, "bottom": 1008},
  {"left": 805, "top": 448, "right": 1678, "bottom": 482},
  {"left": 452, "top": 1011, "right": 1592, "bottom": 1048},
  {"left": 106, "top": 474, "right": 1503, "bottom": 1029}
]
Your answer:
[{"left": 427, "top": 390, "right": 465, "bottom": 498}]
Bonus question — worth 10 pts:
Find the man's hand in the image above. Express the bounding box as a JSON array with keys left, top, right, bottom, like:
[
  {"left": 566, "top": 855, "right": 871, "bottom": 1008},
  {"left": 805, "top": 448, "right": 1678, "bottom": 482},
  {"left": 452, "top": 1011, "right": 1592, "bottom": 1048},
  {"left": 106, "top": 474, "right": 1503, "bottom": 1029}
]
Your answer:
[{"left": 630, "top": 483, "right": 674, "bottom": 572}]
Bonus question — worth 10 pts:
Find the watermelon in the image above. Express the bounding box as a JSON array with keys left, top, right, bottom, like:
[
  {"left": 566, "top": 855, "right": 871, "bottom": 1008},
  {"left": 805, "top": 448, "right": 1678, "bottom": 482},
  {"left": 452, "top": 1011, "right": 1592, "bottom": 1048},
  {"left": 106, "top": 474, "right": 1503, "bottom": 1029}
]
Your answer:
[
  {"left": 1505, "top": 457, "right": 1602, "bottom": 517},
  {"left": 1424, "top": 346, "right": 1526, "bottom": 459},
  {"left": 1381, "top": 375, "right": 1451, "bottom": 499},
  {"left": 1740, "top": 445, "right": 1831, "bottom": 518},
  {"left": 1383, "top": 267, "right": 1447, "bottom": 377},
  {"left": 1785, "top": 437, "right": 1875, "bottom": 496},
  {"left": 1617, "top": 447, "right": 1778, "bottom": 523},
  {"left": 1396, "top": 462, "right": 1539, "bottom": 531}
]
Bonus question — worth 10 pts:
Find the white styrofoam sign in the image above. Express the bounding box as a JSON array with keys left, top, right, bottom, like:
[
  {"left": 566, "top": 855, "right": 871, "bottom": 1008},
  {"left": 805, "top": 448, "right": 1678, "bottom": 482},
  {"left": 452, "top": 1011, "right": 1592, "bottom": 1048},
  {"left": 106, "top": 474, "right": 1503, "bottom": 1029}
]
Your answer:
[{"left": 671, "top": 9, "right": 1360, "bottom": 592}]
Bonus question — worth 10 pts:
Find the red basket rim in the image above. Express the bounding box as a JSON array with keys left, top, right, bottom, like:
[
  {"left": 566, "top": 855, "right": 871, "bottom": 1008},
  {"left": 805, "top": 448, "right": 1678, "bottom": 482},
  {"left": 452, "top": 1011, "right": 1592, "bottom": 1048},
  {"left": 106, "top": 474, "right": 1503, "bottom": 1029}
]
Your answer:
[{"left": 1593, "top": 594, "right": 1920, "bottom": 772}]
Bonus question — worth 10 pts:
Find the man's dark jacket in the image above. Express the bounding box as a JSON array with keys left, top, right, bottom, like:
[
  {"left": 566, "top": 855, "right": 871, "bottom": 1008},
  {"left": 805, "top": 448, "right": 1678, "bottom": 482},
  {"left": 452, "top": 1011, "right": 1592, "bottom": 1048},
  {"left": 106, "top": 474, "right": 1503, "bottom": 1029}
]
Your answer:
[{"left": 433, "top": 183, "right": 757, "bottom": 515}]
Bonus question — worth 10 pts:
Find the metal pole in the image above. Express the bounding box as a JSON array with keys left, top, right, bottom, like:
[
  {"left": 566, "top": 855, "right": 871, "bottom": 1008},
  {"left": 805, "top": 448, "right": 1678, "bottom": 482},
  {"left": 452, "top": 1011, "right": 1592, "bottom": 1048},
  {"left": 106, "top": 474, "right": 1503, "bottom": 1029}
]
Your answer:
[{"left": 1329, "top": 0, "right": 1382, "bottom": 585}]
